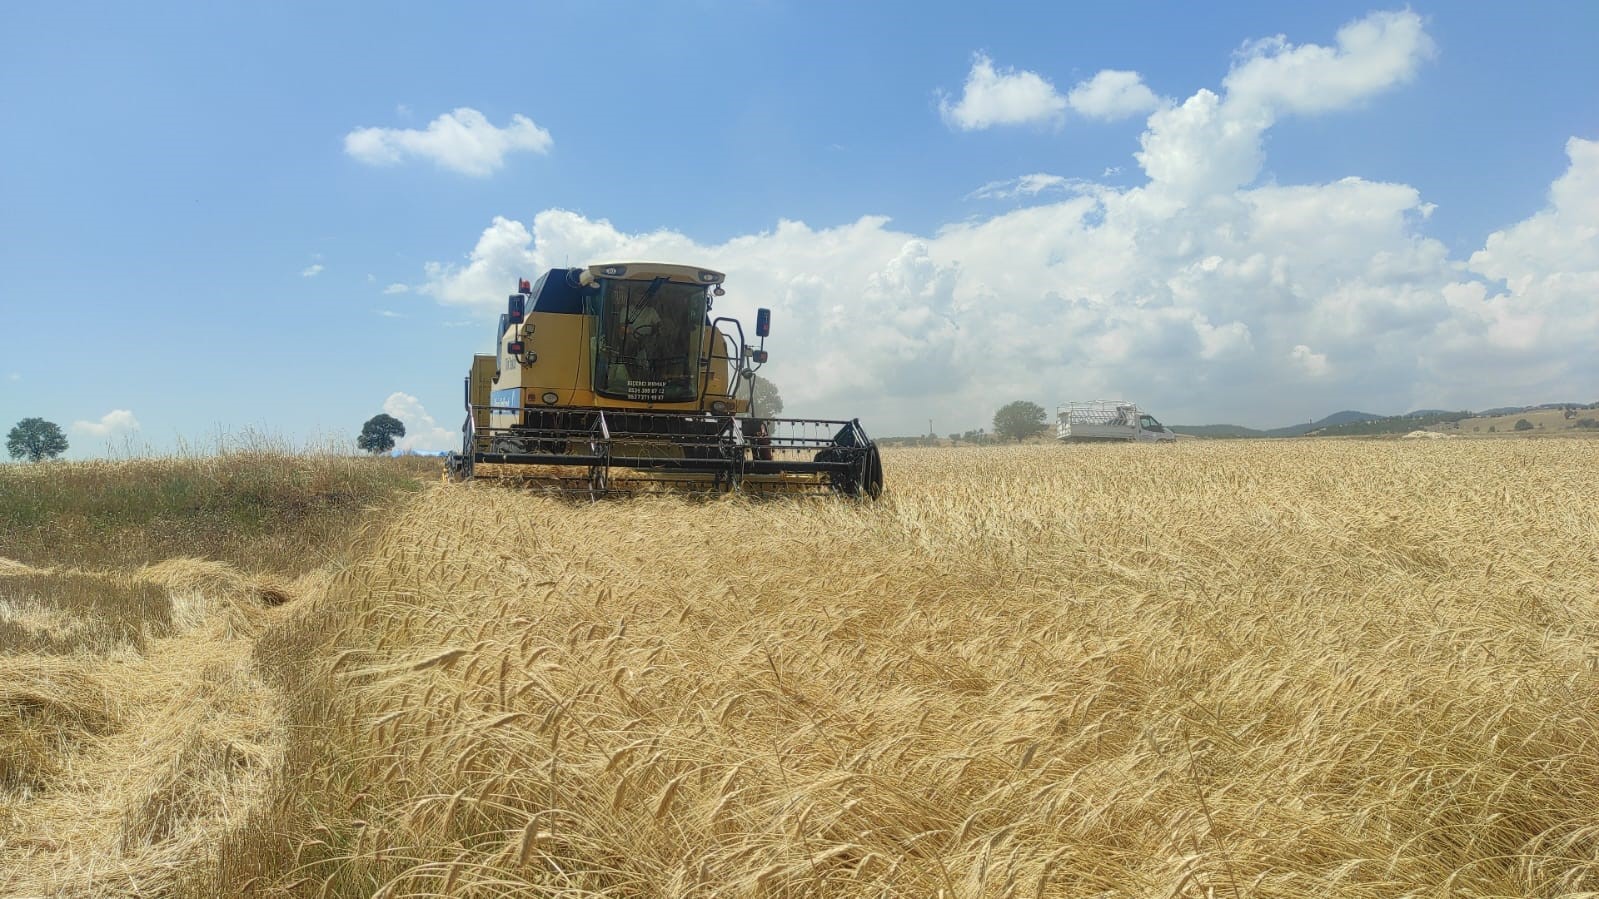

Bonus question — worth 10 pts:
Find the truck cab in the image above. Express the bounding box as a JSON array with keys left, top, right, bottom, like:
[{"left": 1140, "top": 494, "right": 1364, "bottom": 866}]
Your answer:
[{"left": 1134, "top": 413, "right": 1175, "bottom": 442}]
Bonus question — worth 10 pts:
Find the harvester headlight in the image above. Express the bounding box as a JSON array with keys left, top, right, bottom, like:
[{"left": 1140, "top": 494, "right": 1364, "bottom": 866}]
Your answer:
[
  {"left": 542, "top": 392, "right": 560, "bottom": 405},
  {"left": 711, "top": 400, "right": 730, "bottom": 414}
]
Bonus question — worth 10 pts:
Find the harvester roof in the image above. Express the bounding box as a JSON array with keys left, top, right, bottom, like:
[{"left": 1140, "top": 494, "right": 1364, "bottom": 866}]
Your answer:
[
  {"left": 526, "top": 268, "right": 588, "bottom": 314},
  {"left": 526, "top": 263, "right": 727, "bottom": 315}
]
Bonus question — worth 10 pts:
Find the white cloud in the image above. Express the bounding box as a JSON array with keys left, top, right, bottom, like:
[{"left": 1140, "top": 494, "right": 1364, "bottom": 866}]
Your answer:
[
  {"left": 381, "top": 392, "right": 456, "bottom": 452},
  {"left": 5, "top": 373, "right": 19, "bottom": 382},
  {"left": 1421, "top": 136, "right": 1599, "bottom": 396},
  {"left": 1067, "top": 70, "right": 1162, "bottom": 120},
  {"left": 1290, "top": 345, "right": 1331, "bottom": 377},
  {"left": 419, "top": 216, "right": 543, "bottom": 309},
  {"left": 344, "top": 107, "right": 553, "bottom": 177},
  {"left": 383, "top": 283, "right": 410, "bottom": 294},
  {"left": 379, "top": 310, "right": 406, "bottom": 318},
  {"left": 300, "top": 263, "right": 324, "bottom": 278},
  {"left": 1223, "top": 11, "right": 1436, "bottom": 115},
  {"left": 1136, "top": 9, "right": 1434, "bottom": 201},
  {"left": 71, "top": 409, "right": 140, "bottom": 438},
  {"left": 968, "top": 173, "right": 1073, "bottom": 200},
  {"left": 940, "top": 54, "right": 1066, "bottom": 130},
  {"left": 414, "top": 11, "right": 1593, "bottom": 431}
]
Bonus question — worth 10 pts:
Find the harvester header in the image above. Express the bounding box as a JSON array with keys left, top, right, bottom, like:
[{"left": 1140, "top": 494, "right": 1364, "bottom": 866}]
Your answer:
[{"left": 445, "top": 263, "right": 882, "bottom": 498}]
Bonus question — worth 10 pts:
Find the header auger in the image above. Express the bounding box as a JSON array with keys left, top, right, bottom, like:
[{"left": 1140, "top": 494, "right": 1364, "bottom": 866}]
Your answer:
[{"left": 445, "top": 262, "right": 883, "bottom": 498}]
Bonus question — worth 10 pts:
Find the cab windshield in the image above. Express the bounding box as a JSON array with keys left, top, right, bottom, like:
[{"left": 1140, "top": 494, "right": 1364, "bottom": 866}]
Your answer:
[{"left": 592, "top": 277, "right": 707, "bottom": 402}]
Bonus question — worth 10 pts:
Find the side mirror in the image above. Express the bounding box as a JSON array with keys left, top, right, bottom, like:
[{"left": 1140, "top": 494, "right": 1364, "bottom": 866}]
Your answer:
[
  {"left": 752, "top": 349, "right": 768, "bottom": 364},
  {"left": 507, "top": 294, "right": 525, "bottom": 324},
  {"left": 755, "top": 308, "right": 771, "bottom": 338}
]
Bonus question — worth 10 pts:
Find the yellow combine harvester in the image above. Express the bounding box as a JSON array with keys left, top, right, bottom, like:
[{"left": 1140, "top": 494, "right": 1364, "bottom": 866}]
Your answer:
[{"left": 445, "top": 262, "right": 883, "bottom": 498}]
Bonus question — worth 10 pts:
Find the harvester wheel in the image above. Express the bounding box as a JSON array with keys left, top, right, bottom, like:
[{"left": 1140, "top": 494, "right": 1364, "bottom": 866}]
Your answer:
[{"left": 445, "top": 452, "right": 473, "bottom": 482}]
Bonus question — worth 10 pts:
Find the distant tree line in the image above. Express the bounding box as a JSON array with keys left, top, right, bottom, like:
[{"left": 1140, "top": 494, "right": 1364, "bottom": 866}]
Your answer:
[{"left": 1314, "top": 411, "right": 1473, "bottom": 437}]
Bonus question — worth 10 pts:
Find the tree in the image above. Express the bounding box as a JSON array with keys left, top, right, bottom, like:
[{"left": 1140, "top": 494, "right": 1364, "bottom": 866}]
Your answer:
[
  {"left": 7, "top": 418, "right": 68, "bottom": 462},
  {"left": 993, "top": 401, "right": 1047, "bottom": 442},
  {"left": 1513, "top": 418, "right": 1534, "bottom": 431},
  {"left": 358, "top": 413, "right": 406, "bottom": 454},
  {"left": 750, "top": 375, "right": 783, "bottom": 418}
]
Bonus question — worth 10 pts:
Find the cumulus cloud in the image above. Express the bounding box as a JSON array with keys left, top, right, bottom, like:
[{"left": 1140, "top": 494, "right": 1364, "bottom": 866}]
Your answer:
[
  {"left": 1290, "top": 345, "right": 1331, "bottom": 377},
  {"left": 344, "top": 108, "right": 553, "bottom": 177},
  {"left": 1137, "top": 9, "right": 1434, "bottom": 201},
  {"left": 416, "top": 10, "right": 1592, "bottom": 430},
  {"left": 381, "top": 392, "right": 456, "bottom": 452},
  {"left": 71, "top": 410, "right": 140, "bottom": 438},
  {"left": 939, "top": 59, "right": 1161, "bottom": 130},
  {"left": 383, "top": 283, "right": 410, "bottom": 294},
  {"left": 1066, "top": 70, "right": 1162, "bottom": 120},
  {"left": 1422, "top": 136, "right": 1599, "bottom": 397},
  {"left": 1223, "top": 11, "right": 1436, "bottom": 115},
  {"left": 940, "top": 54, "right": 1066, "bottom": 130},
  {"left": 300, "top": 264, "right": 324, "bottom": 278}
]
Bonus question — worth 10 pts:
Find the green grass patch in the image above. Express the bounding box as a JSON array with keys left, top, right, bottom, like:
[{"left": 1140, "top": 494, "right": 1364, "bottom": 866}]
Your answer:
[{"left": 0, "top": 452, "right": 435, "bottom": 574}]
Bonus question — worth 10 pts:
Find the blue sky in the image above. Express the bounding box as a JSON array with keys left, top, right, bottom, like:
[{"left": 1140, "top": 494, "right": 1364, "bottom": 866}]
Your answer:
[{"left": 2, "top": 2, "right": 1596, "bottom": 454}]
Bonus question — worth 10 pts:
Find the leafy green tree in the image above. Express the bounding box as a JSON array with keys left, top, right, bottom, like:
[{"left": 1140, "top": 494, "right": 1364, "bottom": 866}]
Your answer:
[
  {"left": 1513, "top": 418, "right": 1534, "bottom": 431},
  {"left": 358, "top": 413, "right": 406, "bottom": 454},
  {"left": 993, "top": 401, "right": 1047, "bottom": 442},
  {"left": 750, "top": 375, "right": 783, "bottom": 418},
  {"left": 6, "top": 418, "right": 68, "bottom": 462}
]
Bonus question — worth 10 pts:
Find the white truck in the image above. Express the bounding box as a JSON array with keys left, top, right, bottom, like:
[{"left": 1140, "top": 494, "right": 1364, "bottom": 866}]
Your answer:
[{"left": 1057, "top": 401, "right": 1177, "bottom": 443}]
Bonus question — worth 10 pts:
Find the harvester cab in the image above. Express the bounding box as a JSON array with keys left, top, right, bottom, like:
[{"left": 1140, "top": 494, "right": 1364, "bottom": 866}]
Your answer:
[{"left": 445, "top": 262, "right": 883, "bottom": 498}]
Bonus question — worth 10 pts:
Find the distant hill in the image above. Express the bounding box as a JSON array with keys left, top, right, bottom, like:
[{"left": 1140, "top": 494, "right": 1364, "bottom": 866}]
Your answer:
[
  {"left": 1001, "top": 400, "right": 1597, "bottom": 443},
  {"left": 1171, "top": 410, "right": 1382, "bottom": 439},
  {"left": 1168, "top": 424, "right": 1268, "bottom": 439},
  {"left": 1311, "top": 410, "right": 1473, "bottom": 437},
  {"left": 1263, "top": 410, "right": 1383, "bottom": 437}
]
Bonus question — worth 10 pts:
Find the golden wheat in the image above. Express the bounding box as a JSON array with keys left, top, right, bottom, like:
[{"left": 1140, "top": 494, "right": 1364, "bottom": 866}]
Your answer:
[
  {"left": 205, "top": 439, "right": 1594, "bottom": 897},
  {"left": 6, "top": 440, "right": 1598, "bottom": 897}
]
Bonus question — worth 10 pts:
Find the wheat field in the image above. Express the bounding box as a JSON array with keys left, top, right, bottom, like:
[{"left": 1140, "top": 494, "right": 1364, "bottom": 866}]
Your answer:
[{"left": 3, "top": 440, "right": 1597, "bottom": 897}]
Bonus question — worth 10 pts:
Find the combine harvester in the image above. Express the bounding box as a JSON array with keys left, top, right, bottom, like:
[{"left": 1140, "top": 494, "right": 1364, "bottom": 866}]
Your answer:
[{"left": 446, "top": 262, "right": 883, "bottom": 498}]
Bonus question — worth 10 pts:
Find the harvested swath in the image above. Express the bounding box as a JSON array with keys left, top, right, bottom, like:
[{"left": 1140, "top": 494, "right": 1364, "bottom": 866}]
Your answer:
[
  {"left": 0, "top": 599, "right": 287, "bottom": 898},
  {"left": 0, "top": 556, "right": 49, "bottom": 576},
  {"left": 0, "top": 656, "right": 117, "bottom": 794},
  {"left": 219, "top": 440, "right": 1599, "bottom": 897},
  {"left": 0, "top": 571, "right": 172, "bottom": 655}
]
